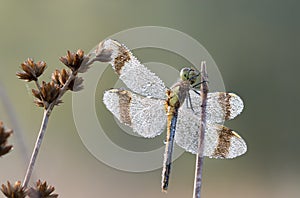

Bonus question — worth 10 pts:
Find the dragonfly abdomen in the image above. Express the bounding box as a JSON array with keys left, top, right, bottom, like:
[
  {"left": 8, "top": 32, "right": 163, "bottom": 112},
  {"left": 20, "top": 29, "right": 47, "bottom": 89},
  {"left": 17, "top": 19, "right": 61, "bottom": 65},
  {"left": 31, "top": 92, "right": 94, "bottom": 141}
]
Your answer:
[{"left": 161, "top": 106, "right": 178, "bottom": 192}]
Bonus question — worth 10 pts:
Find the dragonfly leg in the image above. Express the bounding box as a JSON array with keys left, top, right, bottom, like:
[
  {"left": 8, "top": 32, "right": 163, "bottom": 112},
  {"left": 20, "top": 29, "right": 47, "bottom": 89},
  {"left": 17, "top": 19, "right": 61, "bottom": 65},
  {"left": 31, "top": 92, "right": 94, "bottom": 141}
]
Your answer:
[
  {"left": 192, "top": 89, "right": 200, "bottom": 95},
  {"left": 192, "top": 80, "right": 209, "bottom": 89}
]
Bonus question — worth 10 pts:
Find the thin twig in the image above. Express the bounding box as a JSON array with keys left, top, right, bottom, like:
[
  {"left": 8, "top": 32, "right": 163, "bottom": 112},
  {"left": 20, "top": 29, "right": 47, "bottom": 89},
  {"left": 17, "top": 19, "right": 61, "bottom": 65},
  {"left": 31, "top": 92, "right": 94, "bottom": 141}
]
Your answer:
[
  {"left": 34, "top": 80, "right": 45, "bottom": 105},
  {"left": 22, "top": 71, "right": 77, "bottom": 187},
  {"left": 22, "top": 108, "right": 51, "bottom": 188},
  {"left": 34, "top": 80, "right": 42, "bottom": 93},
  {"left": 193, "top": 61, "right": 209, "bottom": 198}
]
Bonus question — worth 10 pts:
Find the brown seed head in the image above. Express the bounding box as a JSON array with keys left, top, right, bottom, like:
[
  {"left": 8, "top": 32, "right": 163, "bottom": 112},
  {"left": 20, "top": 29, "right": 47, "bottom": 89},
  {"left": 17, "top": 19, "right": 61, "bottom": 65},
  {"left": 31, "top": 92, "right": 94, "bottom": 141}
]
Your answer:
[
  {"left": 32, "top": 81, "right": 61, "bottom": 109},
  {"left": 59, "top": 69, "right": 69, "bottom": 86},
  {"left": 16, "top": 58, "right": 47, "bottom": 82},
  {"left": 28, "top": 180, "right": 58, "bottom": 198},
  {"left": 59, "top": 49, "right": 85, "bottom": 72},
  {"left": 0, "top": 121, "right": 13, "bottom": 157},
  {"left": 51, "top": 69, "right": 84, "bottom": 91},
  {"left": 51, "top": 69, "right": 61, "bottom": 85},
  {"left": 1, "top": 181, "right": 27, "bottom": 198}
]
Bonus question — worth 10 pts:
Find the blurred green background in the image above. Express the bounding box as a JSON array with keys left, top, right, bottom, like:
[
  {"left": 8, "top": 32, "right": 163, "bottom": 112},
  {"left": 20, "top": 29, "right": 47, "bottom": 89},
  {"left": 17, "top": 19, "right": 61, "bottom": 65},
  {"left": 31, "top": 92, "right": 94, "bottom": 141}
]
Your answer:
[{"left": 0, "top": 0, "right": 299, "bottom": 197}]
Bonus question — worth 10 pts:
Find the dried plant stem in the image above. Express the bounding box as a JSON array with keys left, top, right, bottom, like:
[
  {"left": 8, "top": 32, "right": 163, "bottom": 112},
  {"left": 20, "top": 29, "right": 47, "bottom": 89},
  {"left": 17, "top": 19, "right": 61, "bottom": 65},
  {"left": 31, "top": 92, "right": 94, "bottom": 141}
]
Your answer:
[
  {"left": 22, "top": 72, "right": 76, "bottom": 188},
  {"left": 57, "top": 72, "right": 76, "bottom": 99},
  {"left": 35, "top": 80, "right": 42, "bottom": 92},
  {"left": 23, "top": 108, "right": 51, "bottom": 188},
  {"left": 193, "top": 61, "right": 208, "bottom": 198}
]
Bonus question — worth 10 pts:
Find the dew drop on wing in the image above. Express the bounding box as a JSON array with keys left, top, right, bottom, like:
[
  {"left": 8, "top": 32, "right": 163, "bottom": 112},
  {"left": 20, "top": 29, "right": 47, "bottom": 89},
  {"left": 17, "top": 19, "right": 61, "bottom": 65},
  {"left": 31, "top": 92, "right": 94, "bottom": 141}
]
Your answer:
[
  {"left": 147, "top": 82, "right": 152, "bottom": 87},
  {"left": 141, "top": 85, "right": 147, "bottom": 91},
  {"left": 146, "top": 95, "right": 154, "bottom": 99}
]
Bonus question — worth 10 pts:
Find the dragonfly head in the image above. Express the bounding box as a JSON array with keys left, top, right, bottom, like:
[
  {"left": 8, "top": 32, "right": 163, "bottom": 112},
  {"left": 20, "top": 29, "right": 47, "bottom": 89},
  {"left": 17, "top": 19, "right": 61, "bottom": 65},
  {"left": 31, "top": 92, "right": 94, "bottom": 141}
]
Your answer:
[{"left": 179, "top": 67, "right": 201, "bottom": 88}]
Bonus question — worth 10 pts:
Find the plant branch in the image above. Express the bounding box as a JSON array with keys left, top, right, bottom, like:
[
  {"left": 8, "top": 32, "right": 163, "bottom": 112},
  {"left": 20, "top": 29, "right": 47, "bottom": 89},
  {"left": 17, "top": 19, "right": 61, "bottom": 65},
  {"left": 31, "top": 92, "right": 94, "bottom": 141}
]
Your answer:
[
  {"left": 22, "top": 70, "right": 77, "bottom": 188},
  {"left": 34, "top": 80, "right": 42, "bottom": 92},
  {"left": 22, "top": 108, "right": 51, "bottom": 188},
  {"left": 193, "top": 61, "right": 209, "bottom": 198}
]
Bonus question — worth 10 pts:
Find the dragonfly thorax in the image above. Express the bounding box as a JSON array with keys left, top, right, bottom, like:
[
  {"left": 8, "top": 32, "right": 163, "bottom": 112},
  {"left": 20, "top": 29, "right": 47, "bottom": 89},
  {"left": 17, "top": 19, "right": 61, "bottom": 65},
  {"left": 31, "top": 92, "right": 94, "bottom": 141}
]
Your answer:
[{"left": 166, "top": 80, "right": 191, "bottom": 109}]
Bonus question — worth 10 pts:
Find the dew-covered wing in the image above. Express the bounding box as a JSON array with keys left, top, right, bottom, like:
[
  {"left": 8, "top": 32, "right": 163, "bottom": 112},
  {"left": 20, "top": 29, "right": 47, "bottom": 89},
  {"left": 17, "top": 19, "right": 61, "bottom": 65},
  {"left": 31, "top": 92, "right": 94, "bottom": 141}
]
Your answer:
[
  {"left": 96, "top": 39, "right": 167, "bottom": 99},
  {"left": 175, "top": 92, "right": 246, "bottom": 158},
  {"left": 185, "top": 91, "right": 244, "bottom": 124},
  {"left": 175, "top": 107, "right": 247, "bottom": 158},
  {"left": 103, "top": 88, "right": 167, "bottom": 138}
]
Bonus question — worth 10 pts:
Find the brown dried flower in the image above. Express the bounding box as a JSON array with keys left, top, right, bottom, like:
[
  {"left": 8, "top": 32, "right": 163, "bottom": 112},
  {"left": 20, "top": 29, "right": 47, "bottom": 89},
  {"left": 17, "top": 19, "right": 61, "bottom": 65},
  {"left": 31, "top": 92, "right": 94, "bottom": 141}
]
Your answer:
[
  {"left": 32, "top": 81, "right": 61, "bottom": 109},
  {"left": 0, "top": 121, "right": 13, "bottom": 157},
  {"left": 16, "top": 58, "right": 46, "bottom": 82},
  {"left": 28, "top": 180, "right": 58, "bottom": 198},
  {"left": 51, "top": 69, "right": 83, "bottom": 91},
  {"left": 51, "top": 69, "right": 61, "bottom": 85},
  {"left": 1, "top": 181, "right": 27, "bottom": 198},
  {"left": 59, "top": 49, "right": 85, "bottom": 72}
]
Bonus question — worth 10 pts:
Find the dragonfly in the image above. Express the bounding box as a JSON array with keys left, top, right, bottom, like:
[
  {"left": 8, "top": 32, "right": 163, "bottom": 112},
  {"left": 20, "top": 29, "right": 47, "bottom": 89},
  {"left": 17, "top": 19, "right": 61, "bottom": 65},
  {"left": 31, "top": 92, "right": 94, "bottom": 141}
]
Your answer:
[{"left": 93, "top": 39, "right": 247, "bottom": 192}]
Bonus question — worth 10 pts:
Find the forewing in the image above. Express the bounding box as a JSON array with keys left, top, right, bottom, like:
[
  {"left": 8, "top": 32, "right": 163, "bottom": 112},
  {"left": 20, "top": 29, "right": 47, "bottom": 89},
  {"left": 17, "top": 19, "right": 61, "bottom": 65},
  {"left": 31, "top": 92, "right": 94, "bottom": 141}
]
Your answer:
[
  {"left": 175, "top": 108, "right": 247, "bottom": 158},
  {"left": 96, "top": 39, "right": 167, "bottom": 99},
  {"left": 103, "top": 88, "right": 166, "bottom": 138},
  {"left": 187, "top": 91, "right": 244, "bottom": 124}
]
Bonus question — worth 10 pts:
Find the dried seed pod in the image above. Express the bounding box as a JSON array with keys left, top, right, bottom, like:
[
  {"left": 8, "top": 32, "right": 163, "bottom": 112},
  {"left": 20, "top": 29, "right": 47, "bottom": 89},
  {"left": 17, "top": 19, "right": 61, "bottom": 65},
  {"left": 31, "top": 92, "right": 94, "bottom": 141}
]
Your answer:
[
  {"left": 32, "top": 81, "right": 61, "bottom": 109},
  {"left": 51, "top": 69, "right": 83, "bottom": 91},
  {"left": 1, "top": 181, "right": 27, "bottom": 198},
  {"left": 16, "top": 58, "right": 46, "bottom": 82},
  {"left": 28, "top": 180, "right": 58, "bottom": 198},
  {"left": 0, "top": 121, "right": 13, "bottom": 157},
  {"left": 59, "top": 49, "right": 86, "bottom": 72}
]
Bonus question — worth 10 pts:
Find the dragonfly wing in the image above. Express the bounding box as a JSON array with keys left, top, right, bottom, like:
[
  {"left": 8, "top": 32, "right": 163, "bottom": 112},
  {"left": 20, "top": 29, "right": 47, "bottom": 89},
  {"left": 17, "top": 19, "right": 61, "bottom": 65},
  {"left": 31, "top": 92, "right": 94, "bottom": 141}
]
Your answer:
[
  {"left": 175, "top": 107, "right": 199, "bottom": 154},
  {"left": 96, "top": 39, "right": 167, "bottom": 99},
  {"left": 103, "top": 88, "right": 166, "bottom": 138},
  {"left": 175, "top": 108, "right": 247, "bottom": 158},
  {"left": 204, "top": 124, "right": 247, "bottom": 159},
  {"left": 187, "top": 91, "right": 244, "bottom": 124}
]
